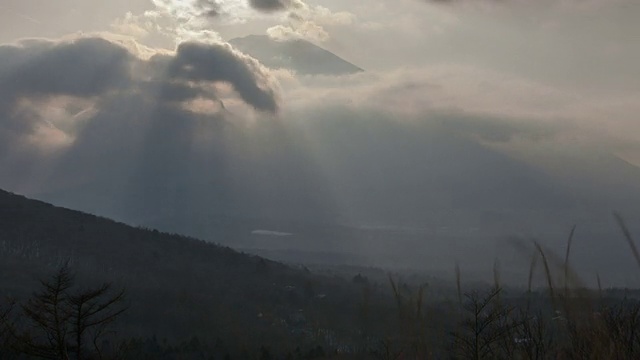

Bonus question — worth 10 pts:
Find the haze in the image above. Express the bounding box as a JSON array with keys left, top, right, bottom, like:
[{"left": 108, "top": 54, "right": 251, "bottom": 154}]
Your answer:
[{"left": 1, "top": 0, "right": 640, "bottom": 286}]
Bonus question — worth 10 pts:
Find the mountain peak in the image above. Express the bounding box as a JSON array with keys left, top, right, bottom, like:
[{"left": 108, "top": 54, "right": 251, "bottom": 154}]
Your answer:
[{"left": 229, "top": 34, "right": 363, "bottom": 76}]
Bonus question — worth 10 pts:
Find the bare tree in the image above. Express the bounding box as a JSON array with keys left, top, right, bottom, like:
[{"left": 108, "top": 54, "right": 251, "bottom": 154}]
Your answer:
[
  {"left": 514, "top": 310, "right": 555, "bottom": 360},
  {"left": 0, "top": 300, "right": 16, "bottom": 355},
  {"left": 595, "top": 301, "right": 640, "bottom": 359},
  {"left": 18, "top": 264, "right": 74, "bottom": 359},
  {"left": 1, "top": 263, "right": 126, "bottom": 359},
  {"left": 68, "top": 282, "right": 126, "bottom": 360},
  {"left": 450, "top": 287, "right": 516, "bottom": 360}
]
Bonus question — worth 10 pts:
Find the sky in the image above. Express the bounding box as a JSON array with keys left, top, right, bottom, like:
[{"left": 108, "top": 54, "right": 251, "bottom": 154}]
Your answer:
[
  {"left": 1, "top": 0, "right": 640, "bottom": 283},
  {"left": 1, "top": 0, "right": 638, "bottom": 156}
]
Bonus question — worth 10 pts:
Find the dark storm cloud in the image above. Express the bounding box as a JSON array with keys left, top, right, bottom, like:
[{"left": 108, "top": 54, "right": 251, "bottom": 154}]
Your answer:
[
  {"left": 167, "top": 42, "right": 279, "bottom": 112},
  {"left": 0, "top": 36, "right": 278, "bottom": 145},
  {"left": 0, "top": 37, "right": 133, "bottom": 154},
  {"left": 0, "top": 35, "right": 284, "bottom": 232},
  {"left": 8, "top": 38, "right": 132, "bottom": 97},
  {"left": 248, "top": 0, "right": 292, "bottom": 12},
  {"left": 0, "top": 37, "right": 131, "bottom": 100},
  {"left": 194, "top": 0, "right": 222, "bottom": 17}
]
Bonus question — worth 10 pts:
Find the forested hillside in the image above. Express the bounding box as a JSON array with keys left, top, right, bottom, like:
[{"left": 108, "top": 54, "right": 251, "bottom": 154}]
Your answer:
[
  {"left": 0, "top": 189, "right": 389, "bottom": 358},
  {"left": 4, "top": 189, "right": 640, "bottom": 359}
]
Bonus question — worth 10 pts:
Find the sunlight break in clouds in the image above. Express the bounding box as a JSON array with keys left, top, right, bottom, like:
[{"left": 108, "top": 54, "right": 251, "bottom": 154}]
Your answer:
[
  {"left": 266, "top": 4, "right": 355, "bottom": 42},
  {"left": 115, "top": 0, "right": 356, "bottom": 44}
]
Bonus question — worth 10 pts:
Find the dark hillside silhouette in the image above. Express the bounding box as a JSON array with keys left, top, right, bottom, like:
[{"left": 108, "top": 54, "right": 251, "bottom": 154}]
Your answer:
[{"left": 0, "top": 188, "right": 369, "bottom": 357}]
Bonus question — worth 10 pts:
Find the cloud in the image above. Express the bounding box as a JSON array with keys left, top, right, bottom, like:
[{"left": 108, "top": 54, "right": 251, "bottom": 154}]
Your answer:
[
  {"left": 0, "top": 37, "right": 133, "bottom": 157},
  {"left": 109, "top": 0, "right": 356, "bottom": 46},
  {"left": 115, "top": 0, "right": 234, "bottom": 46},
  {"left": 0, "top": 35, "right": 285, "bottom": 224},
  {"left": 1, "top": 37, "right": 132, "bottom": 98},
  {"left": 248, "top": 0, "right": 296, "bottom": 12},
  {"left": 151, "top": 0, "right": 223, "bottom": 21},
  {"left": 111, "top": 12, "right": 154, "bottom": 39},
  {"left": 1, "top": 28, "right": 640, "bottom": 288},
  {"left": 265, "top": 3, "right": 355, "bottom": 42},
  {"left": 267, "top": 22, "right": 329, "bottom": 42},
  {"left": 2, "top": 0, "right": 639, "bottom": 286},
  {"left": 166, "top": 41, "right": 279, "bottom": 112},
  {"left": 0, "top": 35, "right": 568, "bottom": 224},
  {"left": 0, "top": 35, "right": 278, "bottom": 158}
]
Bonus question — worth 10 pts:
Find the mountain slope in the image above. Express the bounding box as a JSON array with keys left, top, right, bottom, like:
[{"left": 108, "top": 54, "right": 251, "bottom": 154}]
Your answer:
[
  {"left": 0, "top": 189, "right": 365, "bottom": 355},
  {"left": 229, "top": 34, "right": 363, "bottom": 75}
]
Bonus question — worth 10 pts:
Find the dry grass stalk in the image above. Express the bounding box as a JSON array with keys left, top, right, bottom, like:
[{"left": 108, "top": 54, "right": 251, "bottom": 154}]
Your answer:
[{"left": 614, "top": 212, "right": 640, "bottom": 269}]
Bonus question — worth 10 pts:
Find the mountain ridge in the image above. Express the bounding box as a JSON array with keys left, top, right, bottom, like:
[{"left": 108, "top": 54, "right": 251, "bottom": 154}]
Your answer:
[{"left": 229, "top": 34, "right": 363, "bottom": 75}]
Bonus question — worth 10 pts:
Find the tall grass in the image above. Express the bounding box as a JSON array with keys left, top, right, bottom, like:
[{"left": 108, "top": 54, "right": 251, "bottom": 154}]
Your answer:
[{"left": 380, "top": 212, "right": 640, "bottom": 359}]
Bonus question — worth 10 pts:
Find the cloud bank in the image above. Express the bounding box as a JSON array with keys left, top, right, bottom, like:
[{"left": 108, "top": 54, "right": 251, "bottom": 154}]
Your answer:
[{"left": 0, "top": 35, "right": 280, "bottom": 187}]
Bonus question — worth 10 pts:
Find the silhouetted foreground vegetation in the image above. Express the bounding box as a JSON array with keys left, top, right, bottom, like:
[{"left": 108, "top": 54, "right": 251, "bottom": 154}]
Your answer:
[
  {"left": 2, "top": 189, "right": 640, "bottom": 359},
  {"left": 1, "top": 263, "right": 126, "bottom": 359}
]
